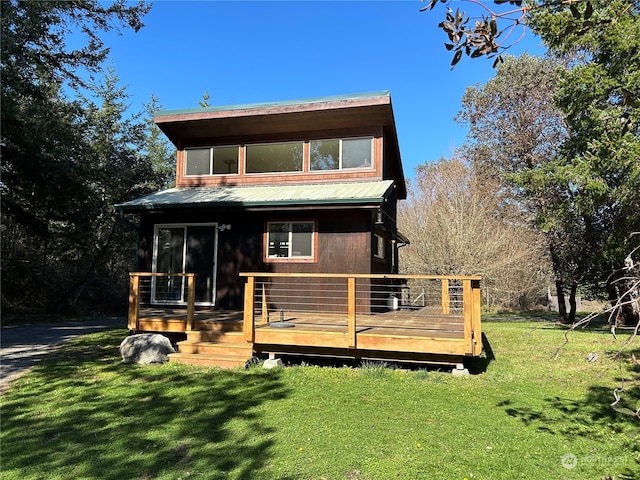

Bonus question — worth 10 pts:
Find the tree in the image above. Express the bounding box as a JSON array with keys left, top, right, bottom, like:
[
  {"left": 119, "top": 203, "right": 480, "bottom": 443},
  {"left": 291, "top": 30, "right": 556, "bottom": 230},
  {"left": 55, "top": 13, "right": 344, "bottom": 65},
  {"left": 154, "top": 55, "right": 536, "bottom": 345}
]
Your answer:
[
  {"left": 1, "top": 1, "right": 152, "bottom": 315},
  {"left": 1, "top": 0, "right": 150, "bottom": 232},
  {"left": 69, "top": 68, "right": 160, "bottom": 309},
  {"left": 426, "top": 1, "right": 640, "bottom": 323},
  {"left": 420, "top": 0, "right": 635, "bottom": 68},
  {"left": 399, "top": 157, "right": 551, "bottom": 311},
  {"left": 527, "top": 0, "right": 640, "bottom": 323},
  {"left": 455, "top": 53, "right": 583, "bottom": 321},
  {"left": 144, "top": 94, "right": 176, "bottom": 190}
]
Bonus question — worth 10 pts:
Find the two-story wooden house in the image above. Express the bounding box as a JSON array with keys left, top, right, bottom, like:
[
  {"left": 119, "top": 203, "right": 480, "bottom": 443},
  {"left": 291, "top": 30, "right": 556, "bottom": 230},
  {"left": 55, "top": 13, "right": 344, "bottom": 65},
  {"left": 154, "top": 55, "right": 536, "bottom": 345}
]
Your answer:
[
  {"left": 118, "top": 91, "right": 407, "bottom": 310},
  {"left": 117, "top": 91, "right": 482, "bottom": 369}
]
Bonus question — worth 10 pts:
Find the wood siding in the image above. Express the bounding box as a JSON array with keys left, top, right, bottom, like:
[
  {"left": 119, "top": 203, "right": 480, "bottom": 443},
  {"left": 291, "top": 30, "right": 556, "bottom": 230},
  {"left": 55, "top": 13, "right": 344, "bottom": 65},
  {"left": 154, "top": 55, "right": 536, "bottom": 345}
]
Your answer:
[{"left": 136, "top": 207, "right": 399, "bottom": 311}]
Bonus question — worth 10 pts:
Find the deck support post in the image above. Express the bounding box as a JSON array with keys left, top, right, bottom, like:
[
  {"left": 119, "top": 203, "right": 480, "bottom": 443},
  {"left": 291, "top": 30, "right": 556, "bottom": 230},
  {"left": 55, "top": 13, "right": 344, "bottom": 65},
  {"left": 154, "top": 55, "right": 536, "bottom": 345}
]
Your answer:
[
  {"left": 452, "top": 362, "right": 470, "bottom": 377},
  {"left": 186, "top": 274, "right": 196, "bottom": 331},
  {"left": 243, "top": 276, "right": 256, "bottom": 343},
  {"left": 462, "top": 279, "right": 473, "bottom": 354},
  {"left": 128, "top": 274, "right": 140, "bottom": 331},
  {"left": 441, "top": 279, "right": 450, "bottom": 315},
  {"left": 264, "top": 352, "right": 283, "bottom": 369},
  {"left": 471, "top": 279, "right": 482, "bottom": 356},
  {"left": 347, "top": 277, "right": 357, "bottom": 348}
]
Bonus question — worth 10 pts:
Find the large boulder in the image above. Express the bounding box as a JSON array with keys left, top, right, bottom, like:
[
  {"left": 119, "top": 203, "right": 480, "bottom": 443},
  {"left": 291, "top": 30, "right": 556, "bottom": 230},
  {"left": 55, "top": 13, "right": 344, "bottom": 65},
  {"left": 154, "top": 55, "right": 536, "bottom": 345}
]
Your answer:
[{"left": 119, "top": 333, "right": 175, "bottom": 364}]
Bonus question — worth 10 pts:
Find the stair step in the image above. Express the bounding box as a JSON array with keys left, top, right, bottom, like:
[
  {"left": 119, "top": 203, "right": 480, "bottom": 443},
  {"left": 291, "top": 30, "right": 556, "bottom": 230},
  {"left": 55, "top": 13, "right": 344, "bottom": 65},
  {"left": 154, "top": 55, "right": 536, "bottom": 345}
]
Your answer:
[
  {"left": 168, "top": 352, "right": 249, "bottom": 369},
  {"left": 186, "top": 330, "right": 245, "bottom": 343},
  {"left": 177, "top": 341, "right": 253, "bottom": 357}
]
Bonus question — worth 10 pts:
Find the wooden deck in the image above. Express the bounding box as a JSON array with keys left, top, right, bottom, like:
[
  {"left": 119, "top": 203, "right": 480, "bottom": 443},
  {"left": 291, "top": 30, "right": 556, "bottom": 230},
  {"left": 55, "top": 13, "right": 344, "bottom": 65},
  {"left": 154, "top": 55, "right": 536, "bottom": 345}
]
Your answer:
[{"left": 128, "top": 273, "right": 482, "bottom": 368}]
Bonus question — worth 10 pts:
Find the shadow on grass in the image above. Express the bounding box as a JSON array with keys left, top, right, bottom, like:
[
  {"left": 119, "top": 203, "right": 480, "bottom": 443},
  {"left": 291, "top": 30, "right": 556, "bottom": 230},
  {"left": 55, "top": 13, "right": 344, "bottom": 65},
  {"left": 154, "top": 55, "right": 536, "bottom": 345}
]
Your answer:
[
  {"left": 1, "top": 329, "right": 294, "bottom": 480},
  {"left": 466, "top": 332, "right": 495, "bottom": 374},
  {"left": 497, "top": 356, "right": 640, "bottom": 478}
]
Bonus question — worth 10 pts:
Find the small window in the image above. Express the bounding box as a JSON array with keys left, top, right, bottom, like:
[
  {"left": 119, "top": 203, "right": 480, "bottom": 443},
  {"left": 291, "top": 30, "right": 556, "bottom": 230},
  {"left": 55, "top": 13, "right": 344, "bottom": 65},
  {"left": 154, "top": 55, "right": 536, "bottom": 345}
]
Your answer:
[
  {"left": 185, "top": 146, "right": 238, "bottom": 176},
  {"left": 246, "top": 142, "right": 304, "bottom": 174},
  {"left": 267, "top": 221, "right": 315, "bottom": 260},
  {"left": 310, "top": 137, "right": 372, "bottom": 171},
  {"left": 374, "top": 234, "right": 385, "bottom": 259}
]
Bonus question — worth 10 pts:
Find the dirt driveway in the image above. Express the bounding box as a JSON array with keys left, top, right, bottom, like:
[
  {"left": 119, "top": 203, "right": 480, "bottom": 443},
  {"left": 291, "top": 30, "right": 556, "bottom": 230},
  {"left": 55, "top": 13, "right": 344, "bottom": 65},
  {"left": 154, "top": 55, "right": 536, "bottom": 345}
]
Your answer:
[{"left": 1, "top": 317, "right": 126, "bottom": 394}]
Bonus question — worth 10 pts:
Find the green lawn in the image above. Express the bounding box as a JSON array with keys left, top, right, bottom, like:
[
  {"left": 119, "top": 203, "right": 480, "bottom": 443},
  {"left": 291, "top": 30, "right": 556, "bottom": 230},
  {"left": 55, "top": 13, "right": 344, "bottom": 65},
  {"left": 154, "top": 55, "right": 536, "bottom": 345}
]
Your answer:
[{"left": 1, "top": 317, "right": 638, "bottom": 479}]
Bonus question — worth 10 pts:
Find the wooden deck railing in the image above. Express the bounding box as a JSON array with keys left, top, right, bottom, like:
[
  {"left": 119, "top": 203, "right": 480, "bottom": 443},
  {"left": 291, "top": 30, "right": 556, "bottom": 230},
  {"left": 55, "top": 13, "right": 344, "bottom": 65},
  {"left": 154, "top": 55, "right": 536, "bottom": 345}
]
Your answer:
[
  {"left": 127, "top": 271, "right": 482, "bottom": 358},
  {"left": 239, "top": 273, "right": 482, "bottom": 357},
  {"left": 128, "top": 272, "right": 196, "bottom": 331}
]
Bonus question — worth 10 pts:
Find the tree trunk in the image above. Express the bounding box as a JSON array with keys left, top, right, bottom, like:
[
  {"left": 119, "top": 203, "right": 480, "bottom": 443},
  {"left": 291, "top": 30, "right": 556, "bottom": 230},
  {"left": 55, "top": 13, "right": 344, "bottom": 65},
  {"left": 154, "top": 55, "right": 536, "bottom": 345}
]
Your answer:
[
  {"left": 568, "top": 279, "right": 578, "bottom": 323},
  {"left": 618, "top": 282, "right": 638, "bottom": 326},
  {"left": 606, "top": 264, "right": 639, "bottom": 326},
  {"left": 606, "top": 273, "right": 622, "bottom": 326},
  {"left": 556, "top": 279, "right": 568, "bottom": 323}
]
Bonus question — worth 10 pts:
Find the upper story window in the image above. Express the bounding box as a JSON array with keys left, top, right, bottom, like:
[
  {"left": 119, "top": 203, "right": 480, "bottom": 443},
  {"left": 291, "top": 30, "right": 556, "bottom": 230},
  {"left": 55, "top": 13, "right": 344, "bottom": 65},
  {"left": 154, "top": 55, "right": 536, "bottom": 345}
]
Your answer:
[
  {"left": 185, "top": 146, "right": 239, "bottom": 176},
  {"left": 182, "top": 136, "right": 374, "bottom": 178},
  {"left": 246, "top": 141, "right": 304, "bottom": 174},
  {"left": 310, "top": 137, "right": 372, "bottom": 171}
]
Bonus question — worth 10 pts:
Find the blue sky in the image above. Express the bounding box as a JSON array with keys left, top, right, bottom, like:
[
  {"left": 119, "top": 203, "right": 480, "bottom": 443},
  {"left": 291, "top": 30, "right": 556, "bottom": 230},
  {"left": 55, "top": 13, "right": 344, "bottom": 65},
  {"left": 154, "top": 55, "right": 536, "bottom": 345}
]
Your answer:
[{"left": 99, "top": 0, "right": 545, "bottom": 179}]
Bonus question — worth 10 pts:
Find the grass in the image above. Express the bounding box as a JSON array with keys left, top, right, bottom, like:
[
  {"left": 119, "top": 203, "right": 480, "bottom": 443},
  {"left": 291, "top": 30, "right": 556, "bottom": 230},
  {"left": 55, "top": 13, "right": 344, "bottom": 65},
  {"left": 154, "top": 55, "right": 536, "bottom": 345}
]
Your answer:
[{"left": 1, "top": 316, "right": 639, "bottom": 479}]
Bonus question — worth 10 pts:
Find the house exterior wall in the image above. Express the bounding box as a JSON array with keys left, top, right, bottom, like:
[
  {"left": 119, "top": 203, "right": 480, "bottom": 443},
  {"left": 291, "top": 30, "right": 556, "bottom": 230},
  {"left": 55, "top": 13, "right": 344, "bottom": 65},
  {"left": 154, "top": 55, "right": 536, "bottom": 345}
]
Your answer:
[{"left": 136, "top": 207, "right": 397, "bottom": 310}]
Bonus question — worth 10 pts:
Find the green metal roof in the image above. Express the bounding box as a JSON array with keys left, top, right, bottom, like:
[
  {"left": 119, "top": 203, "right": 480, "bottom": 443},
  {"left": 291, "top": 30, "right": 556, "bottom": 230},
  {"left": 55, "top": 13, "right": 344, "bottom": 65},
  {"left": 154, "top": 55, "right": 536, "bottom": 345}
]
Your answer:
[
  {"left": 115, "top": 180, "right": 395, "bottom": 212},
  {"left": 155, "top": 91, "right": 391, "bottom": 118}
]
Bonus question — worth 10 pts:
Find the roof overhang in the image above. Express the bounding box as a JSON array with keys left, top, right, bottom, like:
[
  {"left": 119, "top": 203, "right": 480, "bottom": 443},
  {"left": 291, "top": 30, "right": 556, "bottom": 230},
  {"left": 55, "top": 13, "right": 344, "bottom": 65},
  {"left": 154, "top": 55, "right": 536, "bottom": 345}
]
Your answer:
[
  {"left": 156, "top": 91, "right": 395, "bottom": 145},
  {"left": 115, "top": 181, "right": 396, "bottom": 213}
]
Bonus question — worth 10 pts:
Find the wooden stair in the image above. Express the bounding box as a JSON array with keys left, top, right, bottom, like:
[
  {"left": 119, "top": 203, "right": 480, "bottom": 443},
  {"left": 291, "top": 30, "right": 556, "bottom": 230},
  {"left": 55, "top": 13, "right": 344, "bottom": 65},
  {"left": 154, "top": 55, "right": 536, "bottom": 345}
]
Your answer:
[{"left": 169, "top": 321, "right": 254, "bottom": 368}]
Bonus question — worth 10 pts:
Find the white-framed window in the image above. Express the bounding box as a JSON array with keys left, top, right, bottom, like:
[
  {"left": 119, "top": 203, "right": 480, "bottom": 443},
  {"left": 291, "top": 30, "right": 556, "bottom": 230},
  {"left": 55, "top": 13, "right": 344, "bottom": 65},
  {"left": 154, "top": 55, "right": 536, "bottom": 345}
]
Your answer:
[
  {"left": 246, "top": 141, "right": 304, "bottom": 174},
  {"left": 152, "top": 223, "right": 219, "bottom": 305},
  {"left": 374, "top": 233, "right": 385, "bottom": 259},
  {"left": 266, "top": 221, "right": 316, "bottom": 260},
  {"left": 310, "top": 137, "right": 373, "bottom": 171},
  {"left": 184, "top": 146, "right": 239, "bottom": 176}
]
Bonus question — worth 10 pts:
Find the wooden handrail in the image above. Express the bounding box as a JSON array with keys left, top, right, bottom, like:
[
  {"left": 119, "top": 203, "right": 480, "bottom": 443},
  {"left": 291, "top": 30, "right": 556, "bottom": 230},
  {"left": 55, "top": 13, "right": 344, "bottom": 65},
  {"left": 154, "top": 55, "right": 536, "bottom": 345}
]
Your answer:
[
  {"left": 128, "top": 272, "right": 197, "bottom": 277},
  {"left": 239, "top": 272, "right": 482, "bottom": 281}
]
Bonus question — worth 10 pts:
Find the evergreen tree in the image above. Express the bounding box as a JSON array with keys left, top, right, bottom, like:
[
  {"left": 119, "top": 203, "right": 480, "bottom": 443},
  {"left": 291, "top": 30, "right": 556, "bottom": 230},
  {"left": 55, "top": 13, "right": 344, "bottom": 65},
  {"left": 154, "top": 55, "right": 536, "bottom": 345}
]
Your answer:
[
  {"left": 528, "top": 0, "right": 640, "bottom": 323},
  {"left": 144, "top": 94, "right": 176, "bottom": 190},
  {"left": 1, "top": 0, "right": 151, "bottom": 315}
]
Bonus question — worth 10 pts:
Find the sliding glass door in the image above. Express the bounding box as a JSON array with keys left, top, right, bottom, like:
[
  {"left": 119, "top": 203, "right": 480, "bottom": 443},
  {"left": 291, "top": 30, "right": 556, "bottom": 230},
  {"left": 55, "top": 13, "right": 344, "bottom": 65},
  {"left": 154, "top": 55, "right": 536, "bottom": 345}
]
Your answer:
[{"left": 152, "top": 224, "right": 218, "bottom": 305}]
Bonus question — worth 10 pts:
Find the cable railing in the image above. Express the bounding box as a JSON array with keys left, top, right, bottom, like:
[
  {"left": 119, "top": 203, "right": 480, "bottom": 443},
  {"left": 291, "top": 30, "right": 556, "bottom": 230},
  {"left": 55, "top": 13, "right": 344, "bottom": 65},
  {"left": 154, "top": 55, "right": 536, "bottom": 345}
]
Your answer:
[
  {"left": 127, "top": 272, "right": 482, "bottom": 357},
  {"left": 239, "top": 273, "right": 482, "bottom": 356},
  {"left": 249, "top": 275, "right": 466, "bottom": 319}
]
